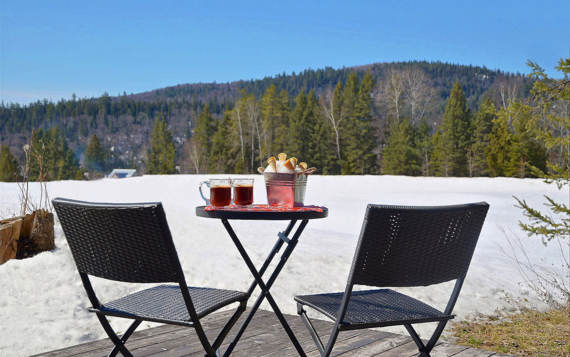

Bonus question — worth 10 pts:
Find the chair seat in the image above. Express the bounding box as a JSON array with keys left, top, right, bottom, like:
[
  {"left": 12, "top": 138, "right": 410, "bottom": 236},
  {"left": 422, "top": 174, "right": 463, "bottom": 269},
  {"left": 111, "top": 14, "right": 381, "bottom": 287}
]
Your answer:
[
  {"left": 295, "top": 289, "right": 453, "bottom": 329},
  {"left": 91, "top": 285, "right": 248, "bottom": 325}
]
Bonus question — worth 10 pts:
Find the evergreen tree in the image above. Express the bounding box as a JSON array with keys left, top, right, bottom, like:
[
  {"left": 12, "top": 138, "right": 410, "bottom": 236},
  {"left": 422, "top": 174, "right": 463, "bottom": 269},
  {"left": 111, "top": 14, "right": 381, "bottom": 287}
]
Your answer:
[
  {"left": 85, "top": 134, "right": 106, "bottom": 172},
  {"left": 273, "top": 89, "right": 291, "bottom": 154},
  {"left": 192, "top": 104, "right": 217, "bottom": 172},
  {"left": 352, "top": 71, "right": 378, "bottom": 174},
  {"left": 506, "top": 101, "right": 547, "bottom": 177},
  {"left": 309, "top": 109, "right": 335, "bottom": 175},
  {"left": 289, "top": 90, "right": 318, "bottom": 160},
  {"left": 430, "top": 130, "right": 447, "bottom": 176},
  {"left": 470, "top": 98, "right": 496, "bottom": 176},
  {"left": 514, "top": 57, "right": 569, "bottom": 248},
  {"left": 0, "top": 145, "right": 19, "bottom": 181},
  {"left": 340, "top": 73, "right": 359, "bottom": 174},
  {"left": 147, "top": 117, "right": 176, "bottom": 174},
  {"left": 486, "top": 108, "right": 512, "bottom": 176},
  {"left": 260, "top": 84, "right": 279, "bottom": 157},
  {"left": 439, "top": 81, "right": 471, "bottom": 176},
  {"left": 209, "top": 111, "right": 233, "bottom": 173},
  {"left": 415, "top": 118, "right": 433, "bottom": 176},
  {"left": 29, "top": 127, "right": 82, "bottom": 180},
  {"left": 382, "top": 118, "right": 421, "bottom": 175}
]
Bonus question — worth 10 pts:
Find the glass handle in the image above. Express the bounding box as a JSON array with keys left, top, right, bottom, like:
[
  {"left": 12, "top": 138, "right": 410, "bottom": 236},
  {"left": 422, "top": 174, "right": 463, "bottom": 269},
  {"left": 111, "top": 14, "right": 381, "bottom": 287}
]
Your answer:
[{"left": 199, "top": 181, "right": 210, "bottom": 205}]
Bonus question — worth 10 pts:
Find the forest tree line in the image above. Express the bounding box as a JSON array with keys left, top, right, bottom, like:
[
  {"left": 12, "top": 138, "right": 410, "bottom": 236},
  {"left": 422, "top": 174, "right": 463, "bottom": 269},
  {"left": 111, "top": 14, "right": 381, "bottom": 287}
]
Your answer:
[
  {"left": 0, "top": 61, "right": 529, "bottom": 170},
  {"left": 0, "top": 66, "right": 566, "bottom": 182}
]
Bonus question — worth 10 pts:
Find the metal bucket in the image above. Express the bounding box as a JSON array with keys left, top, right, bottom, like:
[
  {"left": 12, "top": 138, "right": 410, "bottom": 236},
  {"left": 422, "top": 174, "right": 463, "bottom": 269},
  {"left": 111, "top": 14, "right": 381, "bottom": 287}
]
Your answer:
[{"left": 264, "top": 172, "right": 307, "bottom": 207}]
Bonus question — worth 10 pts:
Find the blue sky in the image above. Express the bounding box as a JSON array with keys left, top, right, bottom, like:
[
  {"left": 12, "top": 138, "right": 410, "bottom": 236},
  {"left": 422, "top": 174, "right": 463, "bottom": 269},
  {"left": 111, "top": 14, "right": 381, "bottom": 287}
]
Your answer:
[{"left": 1, "top": 0, "right": 568, "bottom": 104}]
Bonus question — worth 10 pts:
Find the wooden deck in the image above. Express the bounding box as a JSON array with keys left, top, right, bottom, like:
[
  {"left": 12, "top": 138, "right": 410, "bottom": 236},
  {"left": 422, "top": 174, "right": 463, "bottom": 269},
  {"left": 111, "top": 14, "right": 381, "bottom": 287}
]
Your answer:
[{"left": 35, "top": 309, "right": 508, "bottom": 356}]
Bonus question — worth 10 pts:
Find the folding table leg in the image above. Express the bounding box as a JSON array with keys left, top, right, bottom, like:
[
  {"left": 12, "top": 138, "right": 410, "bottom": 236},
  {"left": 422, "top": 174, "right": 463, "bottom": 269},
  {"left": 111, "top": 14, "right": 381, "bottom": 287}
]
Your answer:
[
  {"left": 245, "top": 220, "right": 297, "bottom": 296},
  {"left": 221, "top": 219, "right": 309, "bottom": 357}
]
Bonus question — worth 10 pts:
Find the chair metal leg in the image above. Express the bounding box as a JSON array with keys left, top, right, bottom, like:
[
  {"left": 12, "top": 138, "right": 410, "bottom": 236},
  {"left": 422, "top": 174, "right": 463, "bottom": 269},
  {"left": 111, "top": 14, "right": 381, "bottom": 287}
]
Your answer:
[
  {"left": 108, "top": 319, "right": 142, "bottom": 357},
  {"left": 95, "top": 313, "right": 136, "bottom": 357},
  {"left": 221, "top": 219, "right": 309, "bottom": 357},
  {"left": 298, "top": 304, "right": 325, "bottom": 354},
  {"left": 322, "top": 323, "right": 341, "bottom": 357},
  {"left": 404, "top": 324, "right": 428, "bottom": 354},
  {"left": 404, "top": 320, "right": 451, "bottom": 356}
]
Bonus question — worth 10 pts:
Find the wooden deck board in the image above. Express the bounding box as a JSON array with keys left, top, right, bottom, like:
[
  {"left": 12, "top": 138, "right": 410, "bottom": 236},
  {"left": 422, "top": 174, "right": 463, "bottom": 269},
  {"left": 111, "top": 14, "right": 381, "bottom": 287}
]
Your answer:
[{"left": 33, "top": 309, "right": 507, "bottom": 356}]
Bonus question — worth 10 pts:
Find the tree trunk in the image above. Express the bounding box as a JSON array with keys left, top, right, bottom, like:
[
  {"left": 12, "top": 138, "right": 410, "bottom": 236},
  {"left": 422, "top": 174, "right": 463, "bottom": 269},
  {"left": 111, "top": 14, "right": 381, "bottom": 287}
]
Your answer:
[
  {"left": 0, "top": 217, "right": 22, "bottom": 264},
  {"left": 29, "top": 210, "right": 54, "bottom": 252}
]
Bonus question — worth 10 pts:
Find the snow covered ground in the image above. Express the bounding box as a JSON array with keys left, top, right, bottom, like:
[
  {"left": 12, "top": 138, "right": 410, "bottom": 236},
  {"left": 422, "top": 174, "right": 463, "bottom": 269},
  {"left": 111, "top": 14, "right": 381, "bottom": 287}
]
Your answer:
[{"left": 0, "top": 175, "right": 567, "bottom": 356}]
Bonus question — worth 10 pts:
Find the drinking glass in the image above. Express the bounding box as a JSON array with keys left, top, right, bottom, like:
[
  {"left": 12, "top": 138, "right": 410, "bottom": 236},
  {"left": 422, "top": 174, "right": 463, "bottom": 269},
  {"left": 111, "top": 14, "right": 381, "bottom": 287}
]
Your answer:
[
  {"left": 199, "top": 179, "right": 232, "bottom": 207},
  {"left": 232, "top": 178, "right": 254, "bottom": 206}
]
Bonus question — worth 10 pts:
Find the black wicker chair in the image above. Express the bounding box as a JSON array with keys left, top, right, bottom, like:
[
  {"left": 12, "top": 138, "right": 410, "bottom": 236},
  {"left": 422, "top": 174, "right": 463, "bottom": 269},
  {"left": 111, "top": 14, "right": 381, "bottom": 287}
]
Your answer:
[
  {"left": 295, "top": 202, "right": 489, "bottom": 357},
  {"left": 52, "top": 198, "right": 248, "bottom": 357}
]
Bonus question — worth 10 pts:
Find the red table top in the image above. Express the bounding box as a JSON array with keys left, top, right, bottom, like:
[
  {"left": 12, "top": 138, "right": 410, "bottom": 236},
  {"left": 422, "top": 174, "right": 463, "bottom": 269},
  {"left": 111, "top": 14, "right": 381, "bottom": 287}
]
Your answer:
[{"left": 196, "top": 204, "right": 328, "bottom": 220}]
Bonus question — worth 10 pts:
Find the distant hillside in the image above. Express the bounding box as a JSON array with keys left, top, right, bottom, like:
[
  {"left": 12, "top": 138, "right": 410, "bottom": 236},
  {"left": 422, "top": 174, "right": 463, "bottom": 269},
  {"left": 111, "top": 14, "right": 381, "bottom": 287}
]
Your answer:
[
  {"left": 0, "top": 61, "right": 531, "bottom": 169},
  {"left": 130, "top": 61, "right": 530, "bottom": 108}
]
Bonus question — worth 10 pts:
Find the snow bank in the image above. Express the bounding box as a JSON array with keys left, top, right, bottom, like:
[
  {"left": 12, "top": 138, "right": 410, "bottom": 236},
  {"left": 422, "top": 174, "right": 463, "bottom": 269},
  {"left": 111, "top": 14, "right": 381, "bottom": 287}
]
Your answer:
[{"left": 0, "top": 175, "right": 566, "bottom": 355}]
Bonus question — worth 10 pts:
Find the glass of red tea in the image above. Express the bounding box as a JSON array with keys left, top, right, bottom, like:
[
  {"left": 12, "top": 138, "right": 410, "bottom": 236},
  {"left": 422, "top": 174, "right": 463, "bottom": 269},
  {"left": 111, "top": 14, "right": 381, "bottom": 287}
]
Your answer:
[
  {"left": 199, "top": 179, "right": 232, "bottom": 207},
  {"left": 232, "top": 178, "right": 254, "bottom": 206}
]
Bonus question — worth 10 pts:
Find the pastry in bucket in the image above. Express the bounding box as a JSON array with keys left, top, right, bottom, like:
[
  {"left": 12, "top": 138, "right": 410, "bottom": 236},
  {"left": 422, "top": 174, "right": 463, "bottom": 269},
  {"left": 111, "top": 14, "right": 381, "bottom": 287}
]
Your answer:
[{"left": 258, "top": 153, "right": 316, "bottom": 207}]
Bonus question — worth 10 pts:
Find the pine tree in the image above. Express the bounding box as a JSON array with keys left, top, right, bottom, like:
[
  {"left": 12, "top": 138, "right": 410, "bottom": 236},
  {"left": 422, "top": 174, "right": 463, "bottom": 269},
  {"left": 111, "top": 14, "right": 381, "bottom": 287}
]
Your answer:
[
  {"left": 439, "top": 81, "right": 471, "bottom": 176},
  {"left": 341, "top": 71, "right": 362, "bottom": 175},
  {"left": 209, "top": 111, "right": 233, "bottom": 173},
  {"left": 192, "top": 104, "right": 217, "bottom": 173},
  {"left": 415, "top": 118, "right": 433, "bottom": 176},
  {"left": 309, "top": 109, "right": 335, "bottom": 174},
  {"left": 470, "top": 98, "right": 496, "bottom": 176},
  {"left": 485, "top": 108, "right": 512, "bottom": 176},
  {"left": 351, "top": 71, "right": 377, "bottom": 174},
  {"left": 272, "top": 89, "right": 291, "bottom": 155},
  {"left": 147, "top": 117, "right": 176, "bottom": 174},
  {"left": 430, "top": 130, "right": 447, "bottom": 176},
  {"left": 0, "top": 145, "right": 19, "bottom": 181},
  {"left": 85, "top": 134, "right": 106, "bottom": 172},
  {"left": 506, "top": 101, "right": 547, "bottom": 177},
  {"left": 29, "top": 127, "right": 82, "bottom": 180},
  {"left": 382, "top": 118, "right": 421, "bottom": 175},
  {"left": 514, "top": 57, "right": 569, "bottom": 247},
  {"left": 260, "top": 84, "right": 279, "bottom": 157},
  {"left": 289, "top": 90, "right": 317, "bottom": 160}
]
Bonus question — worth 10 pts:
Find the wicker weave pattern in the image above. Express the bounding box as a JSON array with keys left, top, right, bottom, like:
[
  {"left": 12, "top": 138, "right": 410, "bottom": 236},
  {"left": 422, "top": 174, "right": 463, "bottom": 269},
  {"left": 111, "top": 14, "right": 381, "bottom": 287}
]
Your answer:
[
  {"left": 295, "top": 289, "right": 452, "bottom": 326},
  {"left": 96, "top": 285, "right": 247, "bottom": 322},
  {"left": 53, "top": 198, "right": 182, "bottom": 283},
  {"left": 353, "top": 203, "right": 489, "bottom": 287}
]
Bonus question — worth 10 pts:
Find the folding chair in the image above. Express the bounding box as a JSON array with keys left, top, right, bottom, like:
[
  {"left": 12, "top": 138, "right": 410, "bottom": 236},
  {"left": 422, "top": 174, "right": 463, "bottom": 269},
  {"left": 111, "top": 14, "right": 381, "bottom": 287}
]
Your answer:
[
  {"left": 295, "top": 202, "right": 489, "bottom": 356},
  {"left": 53, "top": 198, "right": 248, "bottom": 357}
]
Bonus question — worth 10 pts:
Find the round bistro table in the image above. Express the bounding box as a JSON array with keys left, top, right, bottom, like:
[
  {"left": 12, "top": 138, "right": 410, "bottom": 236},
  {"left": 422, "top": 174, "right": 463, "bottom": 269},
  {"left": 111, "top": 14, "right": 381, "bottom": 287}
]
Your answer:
[{"left": 196, "top": 206, "right": 328, "bottom": 357}]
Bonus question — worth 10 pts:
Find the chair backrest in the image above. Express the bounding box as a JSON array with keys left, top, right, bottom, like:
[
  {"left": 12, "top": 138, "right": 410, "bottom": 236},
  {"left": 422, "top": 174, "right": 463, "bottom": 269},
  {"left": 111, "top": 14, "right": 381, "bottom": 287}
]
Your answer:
[
  {"left": 53, "top": 198, "right": 184, "bottom": 283},
  {"left": 348, "top": 202, "right": 489, "bottom": 287}
]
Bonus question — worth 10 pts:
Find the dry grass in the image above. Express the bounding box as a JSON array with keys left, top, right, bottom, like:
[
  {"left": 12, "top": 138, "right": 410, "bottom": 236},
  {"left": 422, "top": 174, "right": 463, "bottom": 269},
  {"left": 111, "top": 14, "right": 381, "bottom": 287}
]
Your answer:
[{"left": 451, "top": 307, "right": 570, "bottom": 356}]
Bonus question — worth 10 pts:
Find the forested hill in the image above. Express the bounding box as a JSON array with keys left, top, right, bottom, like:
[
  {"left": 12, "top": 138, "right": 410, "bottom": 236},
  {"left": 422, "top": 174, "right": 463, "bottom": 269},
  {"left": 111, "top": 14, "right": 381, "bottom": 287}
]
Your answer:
[
  {"left": 0, "top": 61, "right": 530, "bottom": 171},
  {"left": 130, "top": 61, "right": 529, "bottom": 108}
]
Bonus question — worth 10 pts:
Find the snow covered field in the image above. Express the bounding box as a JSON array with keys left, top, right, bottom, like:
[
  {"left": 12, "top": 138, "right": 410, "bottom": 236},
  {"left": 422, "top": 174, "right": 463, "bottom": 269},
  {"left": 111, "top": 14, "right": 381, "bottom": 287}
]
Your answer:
[{"left": 0, "top": 175, "right": 567, "bottom": 356}]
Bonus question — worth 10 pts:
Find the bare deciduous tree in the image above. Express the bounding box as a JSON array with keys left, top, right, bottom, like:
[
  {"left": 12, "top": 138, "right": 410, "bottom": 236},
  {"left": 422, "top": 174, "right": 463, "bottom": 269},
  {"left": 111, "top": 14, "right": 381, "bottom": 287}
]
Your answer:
[
  {"left": 497, "top": 76, "right": 521, "bottom": 110},
  {"left": 403, "top": 68, "right": 434, "bottom": 125},
  {"left": 233, "top": 105, "right": 245, "bottom": 164},
  {"left": 245, "top": 95, "right": 262, "bottom": 171},
  {"left": 182, "top": 139, "right": 201, "bottom": 174},
  {"left": 379, "top": 69, "right": 404, "bottom": 123},
  {"left": 321, "top": 86, "right": 344, "bottom": 160}
]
